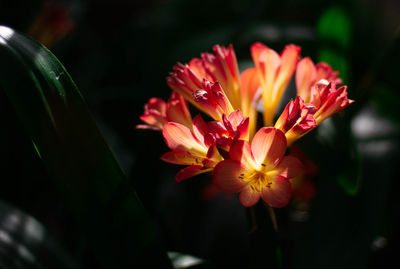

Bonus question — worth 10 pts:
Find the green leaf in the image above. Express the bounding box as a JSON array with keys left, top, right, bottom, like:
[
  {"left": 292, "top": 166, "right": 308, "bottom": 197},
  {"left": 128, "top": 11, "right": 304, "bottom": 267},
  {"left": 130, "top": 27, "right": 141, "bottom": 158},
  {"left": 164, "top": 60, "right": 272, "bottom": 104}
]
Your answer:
[
  {"left": 317, "top": 6, "right": 351, "bottom": 83},
  {"left": 317, "top": 6, "right": 351, "bottom": 49},
  {"left": 0, "top": 26, "right": 171, "bottom": 268}
]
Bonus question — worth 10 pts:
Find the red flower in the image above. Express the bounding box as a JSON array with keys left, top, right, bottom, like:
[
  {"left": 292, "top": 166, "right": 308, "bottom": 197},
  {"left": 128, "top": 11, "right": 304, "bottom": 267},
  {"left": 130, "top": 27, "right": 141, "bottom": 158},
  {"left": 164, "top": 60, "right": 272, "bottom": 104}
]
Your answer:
[
  {"left": 275, "top": 96, "right": 317, "bottom": 146},
  {"left": 296, "top": 57, "right": 342, "bottom": 103},
  {"left": 137, "top": 92, "right": 192, "bottom": 130},
  {"left": 208, "top": 110, "right": 249, "bottom": 152},
  {"left": 161, "top": 115, "right": 222, "bottom": 182},
  {"left": 309, "top": 81, "right": 354, "bottom": 125},
  {"left": 192, "top": 80, "right": 234, "bottom": 121},
  {"left": 212, "top": 127, "right": 301, "bottom": 207},
  {"left": 251, "top": 43, "right": 301, "bottom": 125}
]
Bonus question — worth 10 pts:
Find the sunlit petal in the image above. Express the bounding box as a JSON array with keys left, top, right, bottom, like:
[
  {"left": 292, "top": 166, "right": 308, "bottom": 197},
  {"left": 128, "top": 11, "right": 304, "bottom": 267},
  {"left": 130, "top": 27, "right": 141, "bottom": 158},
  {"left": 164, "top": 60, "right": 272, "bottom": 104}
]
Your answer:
[
  {"left": 273, "top": 156, "right": 302, "bottom": 179},
  {"left": 251, "top": 127, "right": 286, "bottom": 167},
  {"left": 239, "top": 185, "right": 261, "bottom": 207},
  {"left": 162, "top": 122, "right": 206, "bottom": 154},
  {"left": 176, "top": 165, "right": 211, "bottom": 182},
  {"left": 212, "top": 160, "right": 246, "bottom": 193},
  {"left": 229, "top": 140, "right": 258, "bottom": 169},
  {"left": 261, "top": 176, "right": 292, "bottom": 208}
]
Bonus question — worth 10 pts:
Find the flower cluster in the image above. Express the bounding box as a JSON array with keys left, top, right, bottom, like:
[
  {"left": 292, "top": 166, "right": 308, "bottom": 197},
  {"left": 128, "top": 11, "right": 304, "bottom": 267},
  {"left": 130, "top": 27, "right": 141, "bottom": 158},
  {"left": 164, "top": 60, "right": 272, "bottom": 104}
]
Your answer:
[{"left": 138, "top": 43, "right": 353, "bottom": 208}]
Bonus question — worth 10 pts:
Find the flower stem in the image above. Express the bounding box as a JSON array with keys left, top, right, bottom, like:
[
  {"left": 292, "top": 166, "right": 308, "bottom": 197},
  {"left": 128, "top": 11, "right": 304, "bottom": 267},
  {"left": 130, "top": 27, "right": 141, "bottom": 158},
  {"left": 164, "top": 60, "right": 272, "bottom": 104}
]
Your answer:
[{"left": 247, "top": 203, "right": 283, "bottom": 269}]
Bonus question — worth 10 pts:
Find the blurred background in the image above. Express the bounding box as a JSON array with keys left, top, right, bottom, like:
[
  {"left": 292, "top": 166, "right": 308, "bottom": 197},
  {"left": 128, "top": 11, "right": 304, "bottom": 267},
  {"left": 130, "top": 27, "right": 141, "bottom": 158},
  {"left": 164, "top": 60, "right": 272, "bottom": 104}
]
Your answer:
[{"left": 0, "top": 0, "right": 400, "bottom": 268}]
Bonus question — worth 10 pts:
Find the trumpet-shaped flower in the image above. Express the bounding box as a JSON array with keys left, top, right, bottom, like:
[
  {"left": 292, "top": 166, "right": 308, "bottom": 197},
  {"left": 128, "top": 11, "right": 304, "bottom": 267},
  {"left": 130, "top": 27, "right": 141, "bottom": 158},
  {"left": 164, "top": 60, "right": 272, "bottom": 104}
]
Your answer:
[
  {"left": 309, "top": 80, "right": 354, "bottom": 124},
  {"left": 138, "top": 42, "right": 353, "bottom": 209},
  {"left": 251, "top": 42, "right": 301, "bottom": 126},
  {"left": 161, "top": 115, "right": 223, "bottom": 182},
  {"left": 137, "top": 92, "right": 192, "bottom": 130},
  {"left": 296, "top": 57, "right": 342, "bottom": 103},
  {"left": 212, "top": 127, "right": 301, "bottom": 207},
  {"left": 275, "top": 96, "right": 317, "bottom": 146},
  {"left": 208, "top": 110, "right": 249, "bottom": 152},
  {"left": 193, "top": 80, "right": 234, "bottom": 121},
  {"left": 166, "top": 45, "right": 241, "bottom": 118},
  {"left": 200, "top": 45, "right": 242, "bottom": 109}
]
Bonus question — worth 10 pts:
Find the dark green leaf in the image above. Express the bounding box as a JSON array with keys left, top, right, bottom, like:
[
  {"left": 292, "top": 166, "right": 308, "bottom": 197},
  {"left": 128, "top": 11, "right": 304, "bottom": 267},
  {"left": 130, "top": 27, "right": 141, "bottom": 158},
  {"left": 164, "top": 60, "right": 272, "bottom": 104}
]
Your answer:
[{"left": 0, "top": 26, "right": 171, "bottom": 268}]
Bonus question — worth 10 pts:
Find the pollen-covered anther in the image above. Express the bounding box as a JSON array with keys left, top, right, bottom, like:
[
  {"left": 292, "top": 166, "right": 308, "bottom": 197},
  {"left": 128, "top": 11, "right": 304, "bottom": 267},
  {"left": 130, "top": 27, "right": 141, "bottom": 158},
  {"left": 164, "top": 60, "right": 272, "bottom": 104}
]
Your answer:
[{"left": 243, "top": 171, "right": 272, "bottom": 192}]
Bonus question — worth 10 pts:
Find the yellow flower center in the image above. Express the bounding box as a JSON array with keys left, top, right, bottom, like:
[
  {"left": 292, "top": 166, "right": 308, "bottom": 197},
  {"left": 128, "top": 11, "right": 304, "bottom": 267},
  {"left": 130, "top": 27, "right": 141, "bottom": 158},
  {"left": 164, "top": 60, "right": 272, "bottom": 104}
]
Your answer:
[{"left": 239, "top": 165, "right": 274, "bottom": 192}]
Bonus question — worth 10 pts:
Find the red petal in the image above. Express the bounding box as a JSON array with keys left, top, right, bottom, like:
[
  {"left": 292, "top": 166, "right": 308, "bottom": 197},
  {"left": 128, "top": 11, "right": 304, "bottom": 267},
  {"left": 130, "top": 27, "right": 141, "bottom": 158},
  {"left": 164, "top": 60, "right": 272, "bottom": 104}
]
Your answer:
[
  {"left": 161, "top": 150, "right": 200, "bottom": 165},
  {"left": 239, "top": 67, "right": 260, "bottom": 110},
  {"left": 251, "top": 127, "right": 287, "bottom": 167},
  {"left": 145, "top": 98, "right": 167, "bottom": 114},
  {"left": 139, "top": 112, "right": 167, "bottom": 130},
  {"left": 162, "top": 122, "right": 206, "bottom": 154},
  {"left": 274, "top": 156, "right": 302, "bottom": 179},
  {"left": 239, "top": 185, "right": 261, "bottom": 207},
  {"left": 166, "top": 92, "right": 192, "bottom": 128},
  {"left": 212, "top": 160, "right": 245, "bottom": 193},
  {"left": 192, "top": 114, "right": 209, "bottom": 141},
  {"left": 175, "top": 165, "right": 209, "bottom": 182},
  {"left": 296, "top": 57, "right": 316, "bottom": 102},
  {"left": 261, "top": 176, "right": 292, "bottom": 208},
  {"left": 229, "top": 140, "right": 257, "bottom": 169}
]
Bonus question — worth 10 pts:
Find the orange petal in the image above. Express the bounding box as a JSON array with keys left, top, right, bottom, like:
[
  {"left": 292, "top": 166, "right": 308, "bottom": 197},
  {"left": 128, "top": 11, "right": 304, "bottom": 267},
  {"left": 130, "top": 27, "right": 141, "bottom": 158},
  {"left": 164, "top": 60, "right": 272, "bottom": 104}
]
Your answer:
[
  {"left": 279, "top": 44, "right": 301, "bottom": 82},
  {"left": 161, "top": 150, "right": 201, "bottom": 165},
  {"left": 162, "top": 122, "right": 206, "bottom": 154},
  {"left": 251, "top": 127, "right": 287, "bottom": 168},
  {"left": 273, "top": 156, "right": 302, "bottom": 179},
  {"left": 192, "top": 114, "right": 209, "bottom": 142},
  {"left": 212, "top": 160, "right": 245, "bottom": 193},
  {"left": 176, "top": 165, "right": 210, "bottom": 182},
  {"left": 229, "top": 140, "right": 257, "bottom": 169},
  {"left": 261, "top": 176, "right": 292, "bottom": 208},
  {"left": 296, "top": 57, "right": 316, "bottom": 102},
  {"left": 166, "top": 92, "right": 192, "bottom": 128},
  {"left": 239, "top": 185, "right": 261, "bottom": 207},
  {"left": 139, "top": 112, "right": 167, "bottom": 130}
]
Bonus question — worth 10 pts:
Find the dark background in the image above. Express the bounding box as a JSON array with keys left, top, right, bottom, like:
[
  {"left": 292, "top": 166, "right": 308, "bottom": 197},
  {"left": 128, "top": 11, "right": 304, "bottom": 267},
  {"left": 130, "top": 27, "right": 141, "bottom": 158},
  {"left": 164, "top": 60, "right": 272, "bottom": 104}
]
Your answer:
[{"left": 0, "top": 0, "right": 400, "bottom": 268}]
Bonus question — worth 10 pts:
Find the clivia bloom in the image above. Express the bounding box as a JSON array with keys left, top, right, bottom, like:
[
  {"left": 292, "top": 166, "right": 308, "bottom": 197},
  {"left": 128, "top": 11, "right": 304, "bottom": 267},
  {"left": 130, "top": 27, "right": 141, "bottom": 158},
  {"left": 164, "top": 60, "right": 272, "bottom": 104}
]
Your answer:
[
  {"left": 251, "top": 42, "right": 301, "bottom": 126},
  {"left": 208, "top": 110, "right": 249, "bottom": 152},
  {"left": 137, "top": 92, "right": 192, "bottom": 130},
  {"left": 192, "top": 80, "right": 234, "bottom": 121},
  {"left": 309, "top": 80, "right": 354, "bottom": 125},
  {"left": 274, "top": 96, "right": 317, "bottom": 146},
  {"left": 138, "top": 41, "right": 353, "bottom": 208},
  {"left": 200, "top": 45, "right": 242, "bottom": 110},
  {"left": 213, "top": 127, "right": 301, "bottom": 207},
  {"left": 167, "top": 45, "right": 258, "bottom": 129},
  {"left": 161, "top": 115, "right": 223, "bottom": 182},
  {"left": 296, "top": 57, "right": 342, "bottom": 103}
]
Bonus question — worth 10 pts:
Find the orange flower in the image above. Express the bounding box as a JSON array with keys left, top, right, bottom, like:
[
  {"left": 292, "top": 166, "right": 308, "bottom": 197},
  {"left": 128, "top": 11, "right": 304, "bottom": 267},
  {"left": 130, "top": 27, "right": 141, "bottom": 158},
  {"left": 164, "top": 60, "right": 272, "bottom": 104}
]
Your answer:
[
  {"left": 275, "top": 96, "right": 317, "bottom": 146},
  {"left": 138, "top": 42, "right": 354, "bottom": 208},
  {"left": 192, "top": 80, "right": 234, "bottom": 121},
  {"left": 212, "top": 127, "right": 301, "bottom": 207},
  {"left": 251, "top": 43, "right": 301, "bottom": 126},
  {"left": 208, "top": 110, "right": 249, "bottom": 152},
  {"left": 296, "top": 57, "right": 342, "bottom": 103},
  {"left": 161, "top": 115, "right": 223, "bottom": 182},
  {"left": 137, "top": 92, "right": 192, "bottom": 130},
  {"left": 309, "top": 80, "right": 354, "bottom": 125},
  {"left": 167, "top": 45, "right": 260, "bottom": 130},
  {"left": 201, "top": 45, "right": 242, "bottom": 109}
]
